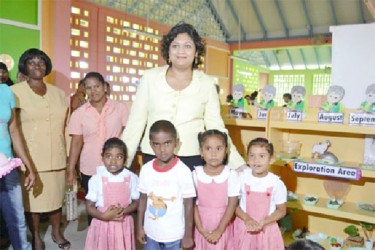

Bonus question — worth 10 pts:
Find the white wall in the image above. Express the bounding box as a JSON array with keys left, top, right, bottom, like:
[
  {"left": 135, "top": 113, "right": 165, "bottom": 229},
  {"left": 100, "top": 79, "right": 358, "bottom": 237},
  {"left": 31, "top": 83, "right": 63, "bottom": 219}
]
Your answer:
[{"left": 330, "top": 23, "right": 375, "bottom": 108}]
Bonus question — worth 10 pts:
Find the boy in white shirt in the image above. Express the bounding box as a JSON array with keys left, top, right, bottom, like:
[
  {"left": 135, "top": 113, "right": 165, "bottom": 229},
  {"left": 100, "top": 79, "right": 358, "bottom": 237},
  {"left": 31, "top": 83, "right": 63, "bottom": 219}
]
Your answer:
[{"left": 137, "top": 120, "right": 196, "bottom": 250}]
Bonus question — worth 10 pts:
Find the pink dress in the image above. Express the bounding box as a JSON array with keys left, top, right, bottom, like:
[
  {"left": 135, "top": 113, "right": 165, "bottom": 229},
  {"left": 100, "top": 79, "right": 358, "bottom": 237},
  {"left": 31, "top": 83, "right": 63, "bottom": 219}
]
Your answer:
[
  {"left": 84, "top": 175, "right": 135, "bottom": 250},
  {"left": 234, "top": 186, "right": 284, "bottom": 250},
  {"left": 194, "top": 178, "right": 234, "bottom": 250}
]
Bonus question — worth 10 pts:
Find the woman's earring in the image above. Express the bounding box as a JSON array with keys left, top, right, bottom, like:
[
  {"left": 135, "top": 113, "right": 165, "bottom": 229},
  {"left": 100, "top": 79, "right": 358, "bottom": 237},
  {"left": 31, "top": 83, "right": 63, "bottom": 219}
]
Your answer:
[
  {"left": 168, "top": 58, "right": 171, "bottom": 64},
  {"left": 195, "top": 56, "right": 198, "bottom": 65}
]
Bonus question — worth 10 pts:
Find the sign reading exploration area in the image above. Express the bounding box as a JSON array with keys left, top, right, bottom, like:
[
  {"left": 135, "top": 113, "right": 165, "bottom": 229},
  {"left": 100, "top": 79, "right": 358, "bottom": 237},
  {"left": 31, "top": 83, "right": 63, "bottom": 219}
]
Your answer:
[{"left": 293, "top": 161, "right": 361, "bottom": 180}]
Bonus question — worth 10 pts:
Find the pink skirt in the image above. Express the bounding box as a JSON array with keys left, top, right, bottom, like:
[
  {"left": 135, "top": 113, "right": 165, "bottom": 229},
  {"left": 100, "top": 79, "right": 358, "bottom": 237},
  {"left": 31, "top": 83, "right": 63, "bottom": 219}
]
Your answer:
[
  {"left": 84, "top": 215, "right": 135, "bottom": 250},
  {"left": 194, "top": 206, "right": 234, "bottom": 250},
  {"left": 233, "top": 217, "right": 284, "bottom": 250}
]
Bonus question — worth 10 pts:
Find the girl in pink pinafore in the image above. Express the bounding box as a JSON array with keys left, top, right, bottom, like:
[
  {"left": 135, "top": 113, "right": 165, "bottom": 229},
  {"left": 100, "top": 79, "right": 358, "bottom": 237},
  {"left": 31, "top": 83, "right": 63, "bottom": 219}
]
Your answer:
[
  {"left": 193, "top": 130, "right": 240, "bottom": 250},
  {"left": 234, "top": 138, "right": 287, "bottom": 250},
  {"left": 84, "top": 138, "right": 139, "bottom": 250}
]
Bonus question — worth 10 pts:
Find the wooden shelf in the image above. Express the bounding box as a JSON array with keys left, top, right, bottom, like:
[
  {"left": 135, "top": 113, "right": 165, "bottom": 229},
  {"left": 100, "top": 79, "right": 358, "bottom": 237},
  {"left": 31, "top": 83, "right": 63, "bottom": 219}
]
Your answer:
[
  {"left": 269, "top": 121, "right": 375, "bottom": 135},
  {"left": 224, "top": 117, "right": 266, "bottom": 128},
  {"left": 287, "top": 195, "right": 375, "bottom": 224}
]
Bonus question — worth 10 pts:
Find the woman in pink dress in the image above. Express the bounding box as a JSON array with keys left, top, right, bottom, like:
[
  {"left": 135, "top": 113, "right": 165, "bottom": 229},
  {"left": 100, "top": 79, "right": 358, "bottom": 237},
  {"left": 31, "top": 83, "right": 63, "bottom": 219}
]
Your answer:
[
  {"left": 84, "top": 138, "right": 139, "bottom": 250},
  {"left": 234, "top": 138, "right": 286, "bottom": 250},
  {"left": 193, "top": 130, "right": 240, "bottom": 250}
]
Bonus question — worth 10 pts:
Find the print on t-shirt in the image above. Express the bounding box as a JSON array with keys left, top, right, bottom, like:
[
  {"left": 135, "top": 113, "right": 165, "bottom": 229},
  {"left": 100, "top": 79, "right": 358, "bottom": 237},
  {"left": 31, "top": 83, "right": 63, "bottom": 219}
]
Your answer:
[{"left": 148, "top": 192, "right": 175, "bottom": 220}]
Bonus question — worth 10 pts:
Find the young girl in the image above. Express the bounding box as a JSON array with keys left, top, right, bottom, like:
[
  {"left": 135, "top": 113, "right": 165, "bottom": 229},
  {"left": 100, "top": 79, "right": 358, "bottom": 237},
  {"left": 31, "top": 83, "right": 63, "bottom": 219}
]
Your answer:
[
  {"left": 234, "top": 137, "right": 287, "bottom": 250},
  {"left": 193, "top": 130, "right": 240, "bottom": 250},
  {"left": 84, "top": 138, "right": 139, "bottom": 250}
]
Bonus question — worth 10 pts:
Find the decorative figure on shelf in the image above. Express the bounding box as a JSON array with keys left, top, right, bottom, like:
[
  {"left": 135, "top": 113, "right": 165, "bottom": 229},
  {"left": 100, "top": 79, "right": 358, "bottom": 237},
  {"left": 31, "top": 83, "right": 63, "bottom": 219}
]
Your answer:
[
  {"left": 231, "top": 84, "right": 246, "bottom": 109},
  {"left": 311, "top": 140, "right": 339, "bottom": 165},
  {"left": 360, "top": 83, "right": 375, "bottom": 113},
  {"left": 320, "top": 85, "right": 345, "bottom": 113},
  {"left": 288, "top": 85, "right": 306, "bottom": 112},
  {"left": 258, "top": 85, "right": 276, "bottom": 110},
  {"left": 230, "top": 84, "right": 251, "bottom": 118}
]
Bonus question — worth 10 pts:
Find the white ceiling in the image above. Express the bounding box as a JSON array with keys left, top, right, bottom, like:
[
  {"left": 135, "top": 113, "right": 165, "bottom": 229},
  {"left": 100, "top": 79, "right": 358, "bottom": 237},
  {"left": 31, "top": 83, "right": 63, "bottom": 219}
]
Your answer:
[{"left": 89, "top": 0, "right": 375, "bottom": 70}]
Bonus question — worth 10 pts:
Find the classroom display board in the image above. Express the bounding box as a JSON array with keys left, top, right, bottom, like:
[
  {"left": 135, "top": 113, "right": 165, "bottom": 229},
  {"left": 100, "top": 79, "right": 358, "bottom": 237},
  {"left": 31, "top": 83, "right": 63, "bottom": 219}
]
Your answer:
[{"left": 330, "top": 23, "right": 375, "bottom": 109}]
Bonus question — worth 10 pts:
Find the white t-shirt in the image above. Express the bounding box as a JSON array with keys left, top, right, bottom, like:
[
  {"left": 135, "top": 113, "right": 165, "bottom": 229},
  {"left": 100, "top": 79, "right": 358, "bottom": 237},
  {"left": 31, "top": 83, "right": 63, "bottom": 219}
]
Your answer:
[
  {"left": 192, "top": 165, "right": 240, "bottom": 203},
  {"left": 238, "top": 168, "right": 287, "bottom": 215},
  {"left": 138, "top": 158, "right": 196, "bottom": 242},
  {"left": 85, "top": 166, "right": 140, "bottom": 207}
]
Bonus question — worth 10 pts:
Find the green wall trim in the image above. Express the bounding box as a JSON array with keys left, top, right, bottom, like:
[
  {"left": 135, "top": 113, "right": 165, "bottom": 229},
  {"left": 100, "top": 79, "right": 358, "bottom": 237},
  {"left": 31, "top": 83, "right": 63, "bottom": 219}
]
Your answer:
[{"left": 0, "top": 0, "right": 38, "bottom": 25}]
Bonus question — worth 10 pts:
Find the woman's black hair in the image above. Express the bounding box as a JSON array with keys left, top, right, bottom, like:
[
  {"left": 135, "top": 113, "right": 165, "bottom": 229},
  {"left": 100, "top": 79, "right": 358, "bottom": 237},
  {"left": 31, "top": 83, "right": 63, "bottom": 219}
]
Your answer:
[
  {"left": 101, "top": 137, "right": 127, "bottom": 158},
  {"left": 247, "top": 137, "right": 274, "bottom": 156},
  {"left": 161, "top": 22, "right": 205, "bottom": 69},
  {"left": 18, "top": 48, "right": 52, "bottom": 76},
  {"left": 83, "top": 72, "right": 105, "bottom": 86},
  {"left": 198, "top": 129, "right": 228, "bottom": 165}
]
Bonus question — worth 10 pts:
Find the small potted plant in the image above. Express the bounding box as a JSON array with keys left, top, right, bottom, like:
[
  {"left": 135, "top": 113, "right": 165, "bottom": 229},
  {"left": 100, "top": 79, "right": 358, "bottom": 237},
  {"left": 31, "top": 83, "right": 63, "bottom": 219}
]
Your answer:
[
  {"left": 303, "top": 195, "right": 319, "bottom": 205},
  {"left": 326, "top": 198, "right": 344, "bottom": 209},
  {"left": 344, "top": 225, "right": 364, "bottom": 248},
  {"left": 329, "top": 236, "right": 344, "bottom": 250},
  {"left": 360, "top": 222, "right": 373, "bottom": 250}
]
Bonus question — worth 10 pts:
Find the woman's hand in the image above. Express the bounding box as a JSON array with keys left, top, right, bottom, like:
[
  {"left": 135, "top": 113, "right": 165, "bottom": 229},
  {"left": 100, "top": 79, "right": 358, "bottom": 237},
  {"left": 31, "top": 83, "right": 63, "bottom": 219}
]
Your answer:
[
  {"left": 66, "top": 170, "right": 76, "bottom": 187},
  {"left": 235, "top": 164, "right": 249, "bottom": 172},
  {"left": 24, "top": 168, "right": 36, "bottom": 190}
]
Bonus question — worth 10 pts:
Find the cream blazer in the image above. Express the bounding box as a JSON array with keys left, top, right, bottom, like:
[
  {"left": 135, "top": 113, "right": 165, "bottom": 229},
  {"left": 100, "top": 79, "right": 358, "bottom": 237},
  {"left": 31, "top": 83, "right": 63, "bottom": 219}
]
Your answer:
[{"left": 122, "top": 65, "right": 245, "bottom": 169}]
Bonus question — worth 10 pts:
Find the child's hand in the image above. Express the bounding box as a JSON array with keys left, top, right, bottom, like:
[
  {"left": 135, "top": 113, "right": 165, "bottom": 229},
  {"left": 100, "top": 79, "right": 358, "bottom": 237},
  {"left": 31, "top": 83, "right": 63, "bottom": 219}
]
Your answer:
[
  {"left": 205, "top": 229, "right": 223, "bottom": 244},
  {"left": 102, "top": 205, "right": 124, "bottom": 221},
  {"left": 137, "top": 227, "right": 147, "bottom": 245},
  {"left": 258, "top": 220, "right": 266, "bottom": 230},
  {"left": 245, "top": 218, "right": 261, "bottom": 232},
  {"left": 181, "top": 235, "right": 194, "bottom": 249}
]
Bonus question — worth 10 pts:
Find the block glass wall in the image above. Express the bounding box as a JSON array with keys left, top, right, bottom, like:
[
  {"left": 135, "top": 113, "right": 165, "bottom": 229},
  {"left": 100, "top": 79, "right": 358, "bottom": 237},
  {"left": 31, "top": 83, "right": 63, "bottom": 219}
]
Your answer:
[
  {"left": 100, "top": 16, "right": 160, "bottom": 101},
  {"left": 70, "top": 3, "right": 162, "bottom": 101},
  {"left": 70, "top": 5, "right": 95, "bottom": 94}
]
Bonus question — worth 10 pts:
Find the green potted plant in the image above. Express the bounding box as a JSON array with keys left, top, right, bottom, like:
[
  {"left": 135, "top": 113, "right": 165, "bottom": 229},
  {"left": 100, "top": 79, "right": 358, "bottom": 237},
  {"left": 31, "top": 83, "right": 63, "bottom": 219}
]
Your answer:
[{"left": 343, "top": 225, "right": 364, "bottom": 248}]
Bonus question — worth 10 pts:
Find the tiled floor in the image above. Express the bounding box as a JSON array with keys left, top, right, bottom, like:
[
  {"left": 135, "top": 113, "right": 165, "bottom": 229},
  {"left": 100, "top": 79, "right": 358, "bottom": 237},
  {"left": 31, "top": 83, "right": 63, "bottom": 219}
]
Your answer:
[
  {"left": 6, "top": 200, "right": 88, "bottom": 250},
  {"left": 5, "top": 200, "right": 144, "bottom": 250}
]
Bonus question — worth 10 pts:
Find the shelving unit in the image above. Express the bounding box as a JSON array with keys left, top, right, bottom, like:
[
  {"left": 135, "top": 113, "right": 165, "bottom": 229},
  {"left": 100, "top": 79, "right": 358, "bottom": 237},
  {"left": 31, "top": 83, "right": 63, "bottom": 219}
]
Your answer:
[
  {"left": 223, "top": 105, "right": 266, "bottom": 157},
  {"left": 266, "top": 107, "right": 375, "bottom": 245}
]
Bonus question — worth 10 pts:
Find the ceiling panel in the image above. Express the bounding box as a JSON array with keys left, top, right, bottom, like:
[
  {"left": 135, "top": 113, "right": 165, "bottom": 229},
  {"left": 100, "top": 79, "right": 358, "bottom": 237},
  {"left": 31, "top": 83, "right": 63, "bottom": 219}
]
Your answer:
[{"left": 89, "top": 0, "right": 374, "bottom": 70}]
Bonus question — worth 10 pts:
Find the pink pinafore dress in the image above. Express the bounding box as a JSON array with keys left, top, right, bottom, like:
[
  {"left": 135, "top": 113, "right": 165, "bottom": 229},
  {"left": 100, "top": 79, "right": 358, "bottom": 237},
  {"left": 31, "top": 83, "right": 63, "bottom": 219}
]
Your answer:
[
  {"left": 194, "top": 177, "right": 234, "bottom": 250},
  {"left": 84, "top": 175, "right": 135, "bottom": 250},
  {"left": 234, "top": 186, "right": 284, "bottom": 250}
]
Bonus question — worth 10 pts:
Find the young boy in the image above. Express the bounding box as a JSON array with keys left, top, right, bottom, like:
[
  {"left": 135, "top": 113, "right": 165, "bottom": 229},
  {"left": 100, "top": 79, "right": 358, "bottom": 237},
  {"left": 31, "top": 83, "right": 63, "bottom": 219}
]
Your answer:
[{"left": 137, "top": 120, "right": 196, "bottom": 250}]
